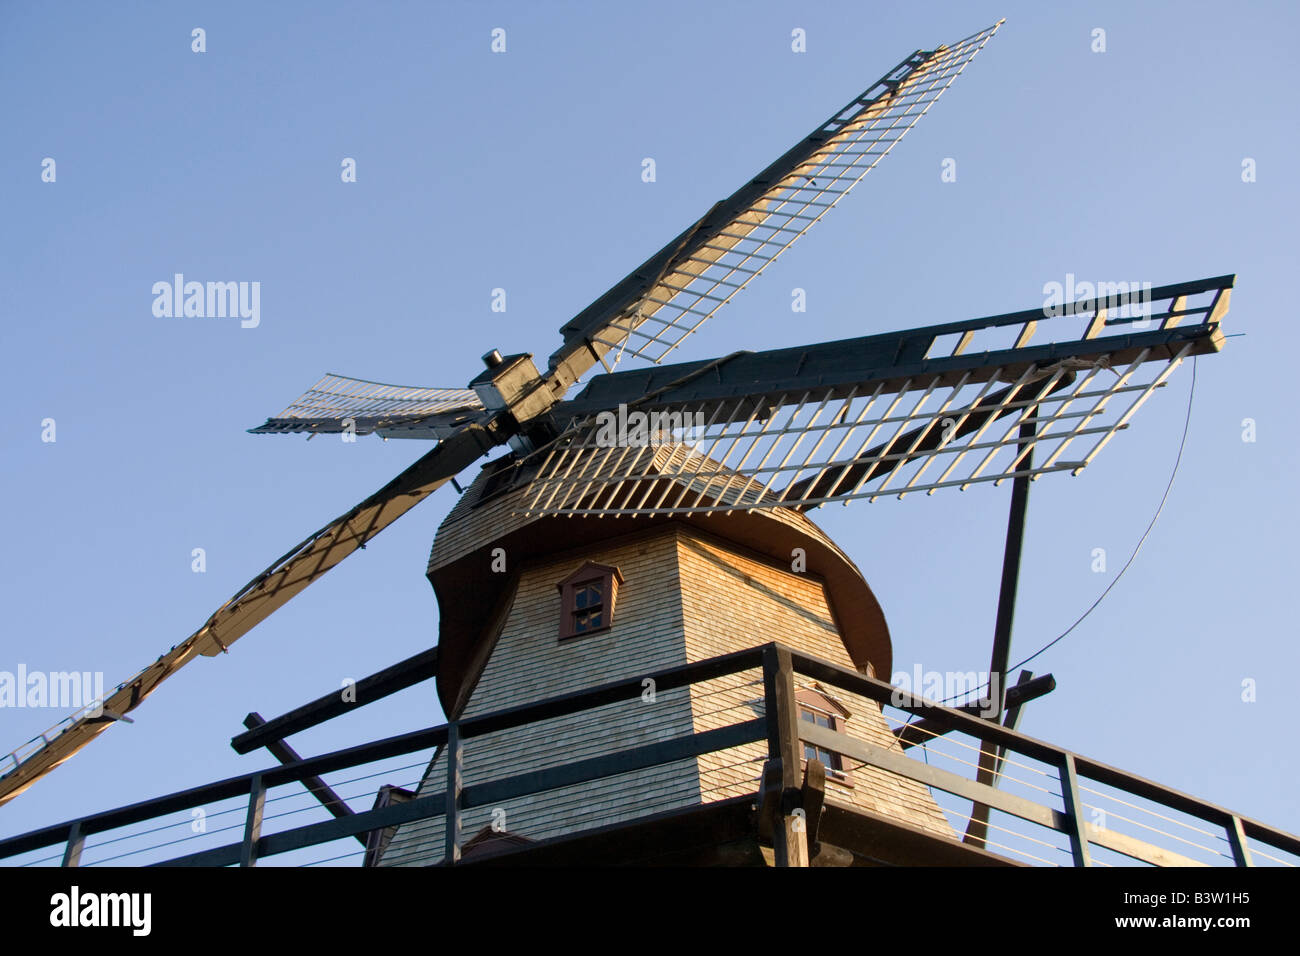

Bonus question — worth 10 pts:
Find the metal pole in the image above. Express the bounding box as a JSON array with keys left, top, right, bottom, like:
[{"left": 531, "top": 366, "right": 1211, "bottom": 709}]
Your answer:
[
  {"left": 239, "top": 774, "right": 267, "bottom": 867},
  {"left": 988, "top": 414, "right": 1036, "bottom": 715},
  {"left": 1059, "top": 754, "right": 1092, "bottom": 867},
  {"left": 242, "top": 713, "right": 361, "bottom": 845},
  {"left": 61, "top": 820, "right": 85, "bottom": 867},
  {"left": 1228, "top": 816, "right": 1254, "bottom": 867},
  {"left": 965, "top": 414, "right": 1035, "bottom": 848}
]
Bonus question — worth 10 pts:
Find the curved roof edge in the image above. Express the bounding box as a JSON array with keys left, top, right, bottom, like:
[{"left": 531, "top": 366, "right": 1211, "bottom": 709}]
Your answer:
[{"left": 428, "top": 465, "right": 891, "bottom": 716}]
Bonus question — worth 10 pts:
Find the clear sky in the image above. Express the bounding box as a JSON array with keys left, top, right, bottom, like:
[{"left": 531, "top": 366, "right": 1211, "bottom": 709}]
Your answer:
[{"left": 3, "top": 1, "right": 1298, "bottom": 855}]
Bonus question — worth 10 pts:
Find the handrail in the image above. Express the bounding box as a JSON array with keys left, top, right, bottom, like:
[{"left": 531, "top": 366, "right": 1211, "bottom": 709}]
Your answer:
[
  {"left": 1, "top": 641, "right": 1294, "bottom": 867},
  {"left": 787, "top": 648, "right": 1300, "bottom": 863},
  {"left": 0, "top": 647, "right": 765, "bottom": 863}
]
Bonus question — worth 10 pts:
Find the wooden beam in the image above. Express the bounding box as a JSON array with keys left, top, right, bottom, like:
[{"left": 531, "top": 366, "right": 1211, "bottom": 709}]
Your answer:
[
  {"left": 809, "top": 841, "right": 854, "bottom": 866},
  {"left": 1162, "top": 295, "right": 1188, "bottom": 329},
  {"left": 1, "top": 652, "right": 764, "bottom": 862},
  {"left": 992, "top": 670, "right": 1034, "bottom": 777},
  {"left": 231, "top": 648, "right": 439, "bottom": 754},
  {"left": 763, "top": 645, "right": 809, "bottom": 866},
  {"left": 789, "top": 647, "right": 1300, "bottom": 860},
  {"left": 1012, "top": 320, "right": 1037, "bottom": 349},
  {"left": 1058, "top": 754, "right": 1091, "bottom": 867},
  {"left": 801, "top": 758, "right": 827, "bottom": 849},
  {"left": 239, "top": 774, "right": 267, "bottom": 868},
  {"left": 801, "top": 720, "right": 1064, "bottom": 833},
  {"left": 1083, "top": 308, "right": 1107, "bottom": 339},
  {"left": 61, "top": 820, "right": 85, "bottom": 868},
  {"left": 242, "top": 713, "right": 362, "bottom": 847},
  {"left": 1228, "top": 815, "right": 1254, "bottom": 867},
  {"left": 818, "top": 800, "right": 1022, "bottom": 866},
  {"left": 1207, "top": 286, "right": 1232, "bottom": 325},
  {"left": 445, "top": 722, "right": 462, "bottom": 865},
  {"left": 895, "top": 673, "right": 1055, "bottom": 749},
  {"left": 756, "top": 760, "right": 782, "bottom": 845},
  {"left": 1086, "top": 821, "right": 1206, "bottom": 868},
  {"left": 161, "top": 790, "right": 449, "bottom": 867},
  {"left": 966, "top": 414, "right": 1035, "bottom": 849},
  {"left": 965, "top": 671, "right": 1036, "bottom": 849}
]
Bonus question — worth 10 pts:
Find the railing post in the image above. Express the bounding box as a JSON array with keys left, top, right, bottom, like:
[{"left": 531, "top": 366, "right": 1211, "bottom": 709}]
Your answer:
[
  {"left": 1227, "top": 815, "right": 1254, "bottom": 867},
  {"left": 1057, "top": 753, "right": 1091, "bottom": 867},
  {"left": 444, "top": 722, "right": 462, "bottom": 866},
  {"left": 761, "top": 644, "right": 809, "bottom": 867},
  {"left": 239, "top": 773, "right": 266, "bottom": 867},
  {"left": 61, "top": 820, "right": 85, "bottom": 867}
]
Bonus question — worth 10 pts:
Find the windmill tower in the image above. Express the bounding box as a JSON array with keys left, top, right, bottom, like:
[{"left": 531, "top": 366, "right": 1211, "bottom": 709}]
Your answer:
[
  {"left": 3, "top": 20, "right": 1279, "bottom": 869},
  {"left": 374, "top": 450, "right": 958, "bottom": 865}
]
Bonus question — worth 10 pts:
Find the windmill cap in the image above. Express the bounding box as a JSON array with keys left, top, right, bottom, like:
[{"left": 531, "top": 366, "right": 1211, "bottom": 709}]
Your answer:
[{"left": 427, "top": 453, "right": 892, "bottom": 716}]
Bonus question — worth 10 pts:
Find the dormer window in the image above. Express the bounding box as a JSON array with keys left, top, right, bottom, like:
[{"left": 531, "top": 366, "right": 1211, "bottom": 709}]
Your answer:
[
  {"left": 557, "top": 562, "right": 623, "bottom": 640},
  {"left": 796, "top": 687, "right": 853, "bottom": 783}
]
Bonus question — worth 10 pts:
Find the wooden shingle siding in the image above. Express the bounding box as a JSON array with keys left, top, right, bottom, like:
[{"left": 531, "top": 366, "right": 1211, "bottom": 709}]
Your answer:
[
  {"left": 675, "top": 530, "right": 955, "bottom": 839},
  {"left": 381, "top": 470, "right": 954, "bottom": 865},
  {"left": 380, "top": 533, "right": 701, "bottom": 865}
]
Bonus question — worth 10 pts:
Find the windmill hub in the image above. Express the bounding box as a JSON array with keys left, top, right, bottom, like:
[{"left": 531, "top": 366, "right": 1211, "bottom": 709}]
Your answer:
[{"left": 468, "top": 352, "right": 562, "bottom": 454}]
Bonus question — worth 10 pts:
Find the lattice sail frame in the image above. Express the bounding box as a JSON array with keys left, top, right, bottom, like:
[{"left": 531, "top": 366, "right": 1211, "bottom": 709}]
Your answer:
[
  {"left": 587, "top": 22, "right": 1003, "bottom": 370},
  {"left": 250, "top": 373, "right": 483, "bottom": 436},
  {"left": 522, "top": 279, "right": 1231, "bottom": 517}
]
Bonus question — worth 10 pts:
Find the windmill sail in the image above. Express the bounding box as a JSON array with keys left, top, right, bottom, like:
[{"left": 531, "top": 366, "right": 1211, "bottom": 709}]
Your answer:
[
  {"left": 0, "top": 24, "right": 1006, "bottom": 807},
  {"left": 250, "top": 373, "right": 486, "bottom": 438},
  {"left": 523, "top": 277, "right": 1232, "bottom": 516},
  {"left": 545, "top": 21, "right": 1004, "bottom": 391},
  {"left": 0, "top": 426, "right": 496, "bottom": 807}
]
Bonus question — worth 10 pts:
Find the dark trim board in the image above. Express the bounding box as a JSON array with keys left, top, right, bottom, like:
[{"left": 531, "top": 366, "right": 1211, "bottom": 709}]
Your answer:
[
  {"left": 448, "top": 795, "right": 1020, "bottom": 867},
  {"left": 451, "top": 796, "right": 763, "bottom": 866},
  {"left": 817, "top": 800, "right": 1021, "bottom": 867}
]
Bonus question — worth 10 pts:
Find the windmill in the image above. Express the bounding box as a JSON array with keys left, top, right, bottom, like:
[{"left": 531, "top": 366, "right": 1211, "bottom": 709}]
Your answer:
[{"left": 1, "top": 20, "right": 1283, "bottom": 869}]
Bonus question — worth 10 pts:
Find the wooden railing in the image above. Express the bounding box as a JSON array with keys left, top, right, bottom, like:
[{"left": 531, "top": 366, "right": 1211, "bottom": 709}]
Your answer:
[{"left": 0, "top": 643, "right": 1294, "bottom": 867}]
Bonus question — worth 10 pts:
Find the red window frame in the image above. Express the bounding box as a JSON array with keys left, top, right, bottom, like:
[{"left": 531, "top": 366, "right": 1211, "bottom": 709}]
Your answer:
[
  {"left": 556, "top": 562, "right": 624, "bottom": 641},
  {"left": 796, "top": 688, "right": 853, "bottom": 783}
]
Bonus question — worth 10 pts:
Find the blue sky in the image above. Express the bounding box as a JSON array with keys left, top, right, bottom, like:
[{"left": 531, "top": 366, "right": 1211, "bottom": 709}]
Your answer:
[{"left": 2, "top": 0, "right": 1298, "bottom": 854}]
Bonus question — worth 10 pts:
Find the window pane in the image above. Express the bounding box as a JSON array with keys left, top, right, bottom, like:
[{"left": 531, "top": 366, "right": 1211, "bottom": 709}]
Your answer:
[{"left": 799, "top": 707, "right": 832, "bottom": 729}]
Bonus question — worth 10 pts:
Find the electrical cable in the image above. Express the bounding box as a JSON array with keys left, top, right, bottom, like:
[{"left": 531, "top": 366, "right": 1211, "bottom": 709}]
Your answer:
[{"left": 938, "top": 354, "right": 1200, "bottom": 706}]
